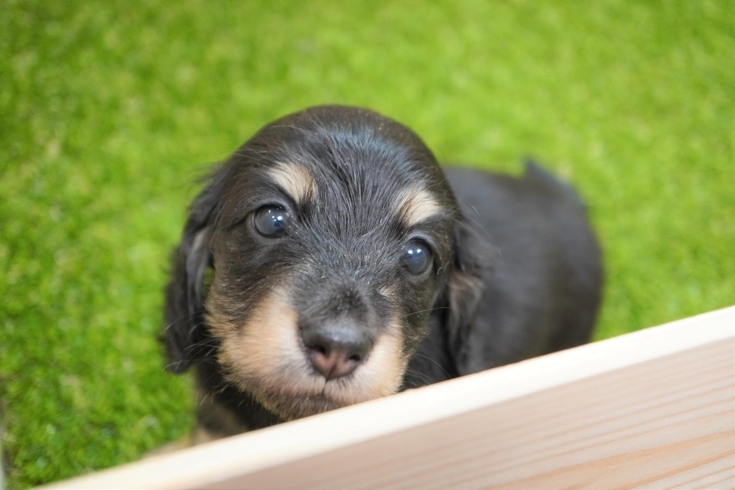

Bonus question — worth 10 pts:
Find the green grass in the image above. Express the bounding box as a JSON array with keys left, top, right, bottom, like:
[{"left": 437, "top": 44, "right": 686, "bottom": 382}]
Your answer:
[{"left": 1, "top": 0, "right": 733, "bottom": 487}]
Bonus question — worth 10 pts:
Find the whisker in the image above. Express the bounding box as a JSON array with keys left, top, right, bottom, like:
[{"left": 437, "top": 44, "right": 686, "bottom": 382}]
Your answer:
[
  {"left": 408, "top": 352, "right": 453, "bottom": 379},
  {"left": 402, "top": 306, "right": 451, "bottom": 319}
]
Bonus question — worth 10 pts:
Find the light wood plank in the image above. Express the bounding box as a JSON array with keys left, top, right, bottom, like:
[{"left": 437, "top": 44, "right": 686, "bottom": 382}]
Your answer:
[{"left": 45, "top": 306, "right": 735, "bottom": 489}]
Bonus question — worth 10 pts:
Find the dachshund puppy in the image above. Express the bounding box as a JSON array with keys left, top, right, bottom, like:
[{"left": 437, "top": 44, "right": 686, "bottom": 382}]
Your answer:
[{"left": 162, "top": 105, "right": 603, "bottom": 440}]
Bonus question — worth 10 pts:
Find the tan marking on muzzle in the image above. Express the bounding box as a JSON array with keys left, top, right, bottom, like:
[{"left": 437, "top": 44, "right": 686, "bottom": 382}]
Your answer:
[
  {"left": 267, "top": 162, "right": 317, "bottom": 204},
  {"left": 394, "top": 187, "right": 443, "bottom": 227},
  {"left": 204, "top": 285, "right": 239, "bottom": 338},
  {"left": 207, "top": 285, "right": 407, "bottom": 421}
]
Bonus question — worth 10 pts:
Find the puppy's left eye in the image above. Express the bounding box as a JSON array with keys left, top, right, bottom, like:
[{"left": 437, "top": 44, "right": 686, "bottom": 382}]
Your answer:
[
  {"left": 252, "top": 206, "right": 289, "bottom": 238},
  {"left": 401, "top": 240, "right": 433, "bottom": 275}
]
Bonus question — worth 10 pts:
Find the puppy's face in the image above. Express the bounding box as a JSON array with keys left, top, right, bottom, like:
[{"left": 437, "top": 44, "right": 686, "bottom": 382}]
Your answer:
[{"left": 164, "top": 107, "right": 483, "bottom": 421}]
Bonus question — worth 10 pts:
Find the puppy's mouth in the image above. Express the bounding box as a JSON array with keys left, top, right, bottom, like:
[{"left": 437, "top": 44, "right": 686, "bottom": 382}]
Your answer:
[{"left": 207, "top": 286, "right": 407, "bottom": 421}]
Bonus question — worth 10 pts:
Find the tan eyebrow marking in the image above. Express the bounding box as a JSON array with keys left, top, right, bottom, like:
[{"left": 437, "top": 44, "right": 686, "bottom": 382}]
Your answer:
[
  {"left": 266, "top": 163, "right": 317, "bottom": 204},
  {"left": 394, "top": 187, "right": 443, "bottom": 227}
]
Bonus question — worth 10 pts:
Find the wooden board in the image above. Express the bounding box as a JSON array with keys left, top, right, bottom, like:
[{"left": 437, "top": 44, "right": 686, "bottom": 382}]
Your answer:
[{"left": 46, "top": 307, "right": 735, "bottom": 489}]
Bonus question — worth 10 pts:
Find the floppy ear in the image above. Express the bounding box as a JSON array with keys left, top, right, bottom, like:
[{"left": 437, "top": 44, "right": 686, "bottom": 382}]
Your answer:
[
  {"left": 444, "top": 215, "right": 494, "bottom": 373},
  {"left": 162, "top": 168, "right": 228, "bottom": 373}
]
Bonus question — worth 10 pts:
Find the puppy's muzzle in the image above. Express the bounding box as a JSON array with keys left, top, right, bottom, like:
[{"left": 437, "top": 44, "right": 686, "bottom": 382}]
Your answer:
[{"left": 301, "top": 317, "right": 374, "bottom": 380}]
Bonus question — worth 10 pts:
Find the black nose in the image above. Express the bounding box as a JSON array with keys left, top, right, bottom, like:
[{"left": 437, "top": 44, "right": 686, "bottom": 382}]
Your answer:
[{"left": 302, "top": 322, "right": 372, "bottom": 380}]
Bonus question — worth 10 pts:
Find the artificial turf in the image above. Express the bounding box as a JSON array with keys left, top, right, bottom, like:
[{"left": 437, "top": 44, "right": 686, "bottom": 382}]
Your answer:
[{"left": 1, "top": 0, "right": 733, "bottom": 487}]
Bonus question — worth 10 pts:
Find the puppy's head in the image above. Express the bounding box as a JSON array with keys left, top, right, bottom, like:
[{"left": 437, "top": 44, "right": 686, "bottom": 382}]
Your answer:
[{"left": 163, "top": 106, "right": 490, "bottom": 420}]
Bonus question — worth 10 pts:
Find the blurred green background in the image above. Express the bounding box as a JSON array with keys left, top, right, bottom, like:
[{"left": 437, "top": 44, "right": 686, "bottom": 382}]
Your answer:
[{"left": 1, "top": 0, "right": 733, "bottom": 487}]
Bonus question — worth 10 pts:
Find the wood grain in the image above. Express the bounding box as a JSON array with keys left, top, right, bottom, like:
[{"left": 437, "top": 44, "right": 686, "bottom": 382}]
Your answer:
[{"left": 46, "top": 307, "right": 735, "bottom": 489}]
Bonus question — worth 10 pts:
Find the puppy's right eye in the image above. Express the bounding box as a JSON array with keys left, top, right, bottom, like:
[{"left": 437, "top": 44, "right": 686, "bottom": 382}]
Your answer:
[
  {"left": 252, "top": 206, "right": 289, "bottom": 238},
  {"left": 401, "top": 239, "right": 433, "bottom": 275}
]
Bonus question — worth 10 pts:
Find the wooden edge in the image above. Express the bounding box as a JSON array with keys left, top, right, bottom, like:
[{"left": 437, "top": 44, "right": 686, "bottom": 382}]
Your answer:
[{"left": 44, "top": 306, "right": 735, "bottom": 489}]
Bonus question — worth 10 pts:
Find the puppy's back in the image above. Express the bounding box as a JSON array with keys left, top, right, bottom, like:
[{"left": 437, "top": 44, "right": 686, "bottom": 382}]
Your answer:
[{"left": 444, "top": 162, "right": 603, "bottom": 374}]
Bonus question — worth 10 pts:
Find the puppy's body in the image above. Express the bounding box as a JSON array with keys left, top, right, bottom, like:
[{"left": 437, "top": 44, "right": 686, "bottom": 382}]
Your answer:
[
  {"left": 405, "top": 165, "right": 602, "bottom": 388},
  {"left": 162, "top": 106, "right": 603, "bottom": 440}
]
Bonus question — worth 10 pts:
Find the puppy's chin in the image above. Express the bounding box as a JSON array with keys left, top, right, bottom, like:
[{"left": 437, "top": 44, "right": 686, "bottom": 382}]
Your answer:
[
  {"left": 206, "top": 285, "right": 407, "bottom": 421},
  {"left": 233, "top": 378, "right": 354, "bottom": 421}
]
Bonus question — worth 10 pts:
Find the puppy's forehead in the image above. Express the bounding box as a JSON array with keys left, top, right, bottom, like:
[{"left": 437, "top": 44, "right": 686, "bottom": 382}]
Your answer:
[{"left": 265, "top": 158, "right": 444, "bottom": 229}]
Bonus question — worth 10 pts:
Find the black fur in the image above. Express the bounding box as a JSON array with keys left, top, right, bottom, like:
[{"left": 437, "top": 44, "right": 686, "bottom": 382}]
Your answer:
[{"left": 162, "top": 105, "right": 603, "bottom": 436}]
